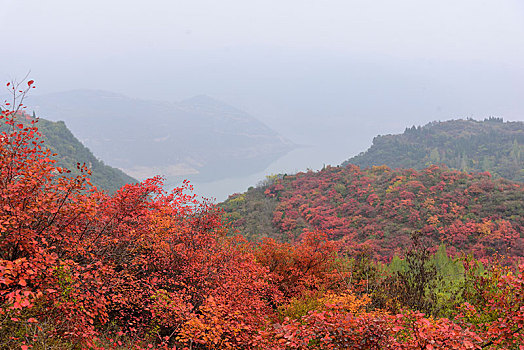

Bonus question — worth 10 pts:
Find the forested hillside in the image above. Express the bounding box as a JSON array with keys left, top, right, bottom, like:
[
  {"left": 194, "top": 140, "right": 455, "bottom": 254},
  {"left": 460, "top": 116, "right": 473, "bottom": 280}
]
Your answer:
[
  {"left": 343, "top": 118, "right": 524, "bottom": 182},
  {"left": 221, "top": 165, "right": 523, "bottom": 260},
  {"left": 1, "top": 113, "right": 136, "bottom": 192},
  {"left": 2, "top": 87, "right": 523, "bottom": 349}
]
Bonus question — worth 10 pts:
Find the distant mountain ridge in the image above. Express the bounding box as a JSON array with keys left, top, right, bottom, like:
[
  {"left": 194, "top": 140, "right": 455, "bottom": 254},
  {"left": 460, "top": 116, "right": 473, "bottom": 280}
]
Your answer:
[
  {"left": 343, "top": 118, "right": 524, "bottom": 182},
  {"left": 26, "top": 90, "right": 295, "bottom": 183}
]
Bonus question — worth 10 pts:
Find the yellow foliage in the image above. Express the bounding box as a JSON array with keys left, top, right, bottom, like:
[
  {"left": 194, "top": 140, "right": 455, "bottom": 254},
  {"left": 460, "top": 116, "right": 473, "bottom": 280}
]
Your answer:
[
  {"left": 279, "top": 290, "right": 373, "bottom": 321},
  {"left": 477, "top": 220, "right": 492, "bottom": 236},
  {"left": 427, "top": 215, "right": 440, "bottom": 226},
  {"left": 319, "top": 291, "right": 371, "bottom": 314}
]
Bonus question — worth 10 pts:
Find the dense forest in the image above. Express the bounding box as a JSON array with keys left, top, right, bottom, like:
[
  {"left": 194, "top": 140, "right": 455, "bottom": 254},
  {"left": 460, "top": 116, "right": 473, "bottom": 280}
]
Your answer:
[
  {"left": 0, "top": 112, "right": 136, "bottom": 192},
  {"left": 221, "top": 165, "right": 523, "bottom": 260},
  {"left": 1, "top": 91, "right": 523, "bottom": 349},
  {"left": 343, "top": 118, "right": 524, "bottom": 182}
]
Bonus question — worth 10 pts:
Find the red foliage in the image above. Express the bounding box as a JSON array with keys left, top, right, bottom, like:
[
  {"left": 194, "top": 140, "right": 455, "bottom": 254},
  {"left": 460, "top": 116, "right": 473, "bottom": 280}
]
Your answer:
[
  {"left": 259, "top": 298, "right": 483, "bottom": 349},
  {"left": 0, "top": 99, "right": 274, "bottom": 348},
  {"left": 455, "top": 260, "right": 524, "bottom": 348},
  {"left": 264, "top": 165, "right": 523, "bottom": 261},
  {"left": 254, "top": 231, "right": 340, "bottom": 301}
]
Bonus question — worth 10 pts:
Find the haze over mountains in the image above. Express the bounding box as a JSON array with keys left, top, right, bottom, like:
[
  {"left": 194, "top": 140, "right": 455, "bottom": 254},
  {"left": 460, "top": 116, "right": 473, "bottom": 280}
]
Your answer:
[
  {"left": 20, "top": 87, "right": 524, "bottom": 200},
  {"left": 26, "top": 90, "right": 294, "bottom": 185}
]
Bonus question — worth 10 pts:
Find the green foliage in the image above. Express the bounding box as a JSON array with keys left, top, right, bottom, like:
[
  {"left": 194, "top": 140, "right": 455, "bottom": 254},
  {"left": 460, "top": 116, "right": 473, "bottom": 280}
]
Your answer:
[
  {"left": 375, "top": 242, "right": 465, "bottom": 317},
  {"left": 220, "top": 185, "right": 282, "bottom": 241},
  {"left": 343, "top": 119, "right": 524, "bottom": 182}
]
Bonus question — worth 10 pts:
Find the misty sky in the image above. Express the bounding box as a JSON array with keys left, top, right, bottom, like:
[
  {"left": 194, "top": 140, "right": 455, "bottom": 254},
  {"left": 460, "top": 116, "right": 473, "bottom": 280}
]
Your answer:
[
  {"left": 2, "top": 0, "right": 524, "bottom": 165},
  {"left": 2, "top": 0, "right": 524, "bottom": 63}
]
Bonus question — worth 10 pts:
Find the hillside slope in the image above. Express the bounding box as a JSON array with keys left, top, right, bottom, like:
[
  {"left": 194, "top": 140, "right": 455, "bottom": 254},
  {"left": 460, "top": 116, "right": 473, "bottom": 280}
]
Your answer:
[
  {"left": 343, "top": 118, "right": 524, "bottom": 182},
  {"left": 221, "top": 165, "right": 523, "bottom": 259},
  {"left": 2, "top": 114, "right": 136, "bottom": 192}
]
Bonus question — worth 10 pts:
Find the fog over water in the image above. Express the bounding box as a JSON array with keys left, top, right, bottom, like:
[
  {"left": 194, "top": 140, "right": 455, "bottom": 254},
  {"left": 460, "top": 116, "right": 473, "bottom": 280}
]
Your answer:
[{"left": 2, "top": 0, "right": 524, "bottom": 200}]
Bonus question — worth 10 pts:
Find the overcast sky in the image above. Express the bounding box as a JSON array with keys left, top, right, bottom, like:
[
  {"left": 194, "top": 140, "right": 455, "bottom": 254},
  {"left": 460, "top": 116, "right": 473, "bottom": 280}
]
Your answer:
[
  {"left": 1, "top": 0, "right": 523, "bottom": 143},
  {"left": 2, "top": 0, "right": 524, "bottom": 63}
]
